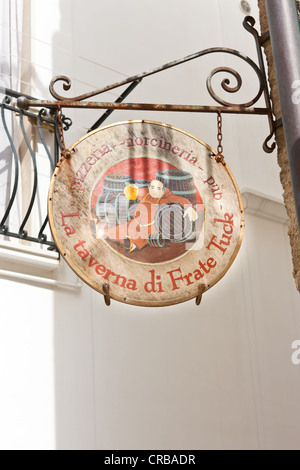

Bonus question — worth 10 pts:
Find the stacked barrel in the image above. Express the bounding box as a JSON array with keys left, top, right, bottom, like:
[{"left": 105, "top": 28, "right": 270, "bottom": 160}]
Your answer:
[
  {"left": 156, "top": 170, "right": 197, "bottom": 207},
  {"left": 154, "top": 204, "right": 195, "bottom": 244},
  {"left": 155, "top": 170, "right": 197, "bottom": 243},
  {"left": 95, "top": 170, "right": 198, "bottom": 245}
]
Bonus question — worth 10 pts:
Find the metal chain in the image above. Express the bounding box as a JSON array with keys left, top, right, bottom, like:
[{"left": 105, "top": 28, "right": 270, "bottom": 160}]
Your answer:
[
  {"left": 216, "top": 111, "right": 225, "bottom": 164},
  {"left": 56, "top": 105, "right": 71, "bottom": 159},
  {"left": 56, "top": 106, "right": 66, "bottom": 153}
]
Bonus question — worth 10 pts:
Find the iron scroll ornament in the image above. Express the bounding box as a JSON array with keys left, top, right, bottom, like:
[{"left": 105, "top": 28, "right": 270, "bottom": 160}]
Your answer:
[
  {"left": 18, "top": 16, "right": 276, "bottom": 153},
  {"left": 49, "top": 48, "right": 264, "bottom": 109}
]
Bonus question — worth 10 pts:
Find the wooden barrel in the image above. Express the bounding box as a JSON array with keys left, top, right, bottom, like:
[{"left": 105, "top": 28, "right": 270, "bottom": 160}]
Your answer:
[
  {"left": 155, "top": 203, "right": 195, "bottom": 243},
  {"left": 156, "top": 170, "right": 197, "bottom": 207},
  {"left": 148, "top": 232, "right": 166, "bottom": 248},
  {"left": 103, "top": 174, "right": 132, "bottom": 193},
  {"left": 96, "top": 192, "right": 134, "bottom": 225},
  {"left": 96, "top": 178, "right": 150, "bottom": 226},
  {"left": 133, "top": 179, "right": 150, "bottom": 188}
]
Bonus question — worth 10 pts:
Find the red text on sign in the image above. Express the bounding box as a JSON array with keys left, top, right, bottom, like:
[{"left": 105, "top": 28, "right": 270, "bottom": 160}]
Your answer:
[
  {"left": 167, "top": 257, "right": 217, "bottom": 291},
  {"left": 206, "top": 213, "right": 234, "bottom": 255},
  {"left": 61, "top": 211, "right": 80, "bottom": 237},
  {"left": 73, "top": 240, "right": 137, "bottom": 291}
]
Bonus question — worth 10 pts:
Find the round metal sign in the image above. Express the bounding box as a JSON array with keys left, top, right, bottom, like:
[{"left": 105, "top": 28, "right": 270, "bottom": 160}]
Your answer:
[{"left": 48, "top": 120, "right": 244, "bottom": 307}]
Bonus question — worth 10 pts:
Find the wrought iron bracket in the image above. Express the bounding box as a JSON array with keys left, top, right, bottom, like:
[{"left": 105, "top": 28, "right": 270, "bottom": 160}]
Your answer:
[{"left": 17, "top": 16, "right": 276, "bottom": 154}]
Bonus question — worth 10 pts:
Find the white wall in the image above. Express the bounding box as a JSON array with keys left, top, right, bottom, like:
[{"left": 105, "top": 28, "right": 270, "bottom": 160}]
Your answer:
[{"left": 0, "top": 0, "right": 300, "bottom": 450}]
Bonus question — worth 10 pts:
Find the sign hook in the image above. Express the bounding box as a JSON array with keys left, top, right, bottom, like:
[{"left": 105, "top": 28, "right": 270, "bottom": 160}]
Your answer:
[
  {"left": 103, "top": 283, "right": 111, "bottom": 307},
  {"left": 196, "top": 285, "right": 206, "bottom": 306}
]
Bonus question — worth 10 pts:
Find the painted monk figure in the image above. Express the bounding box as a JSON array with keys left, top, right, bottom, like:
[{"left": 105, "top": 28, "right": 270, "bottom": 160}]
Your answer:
[{"left": 99, "top": 180, "right": 199, "bottom": 252}]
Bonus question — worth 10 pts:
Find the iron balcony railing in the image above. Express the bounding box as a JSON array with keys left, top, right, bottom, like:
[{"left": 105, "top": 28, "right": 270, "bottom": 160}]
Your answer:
[{"left": 0, "top": 87, "right": 72, "bottom": 250}]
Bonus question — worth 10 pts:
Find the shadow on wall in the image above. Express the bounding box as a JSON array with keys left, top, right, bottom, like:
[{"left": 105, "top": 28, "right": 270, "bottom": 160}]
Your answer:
[
  {"left": 51, "top": 2, "right": 224, "bottom": 451},
  {"left": 52, "top": 0, "right": 104, "bottom": 450},
  {"left": 50, "top": 0, "right": 246, "bottom": 451},
  {"left": 51, "top": 0, "right": 300, "bottom": 452}
]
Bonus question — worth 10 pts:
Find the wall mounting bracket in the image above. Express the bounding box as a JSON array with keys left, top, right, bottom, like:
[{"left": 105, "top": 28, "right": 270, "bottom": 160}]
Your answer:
[{"left": 17, "top": 16, "right": 276, "bottom": 155}]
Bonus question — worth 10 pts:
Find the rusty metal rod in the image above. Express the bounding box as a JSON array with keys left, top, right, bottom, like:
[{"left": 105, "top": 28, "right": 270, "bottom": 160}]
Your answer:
[
  {"left": 17, "top": 97, "right": 269, "bottom": 115},
  {"left": 48, "top": 46, "right": 263, "bottom": 102}
]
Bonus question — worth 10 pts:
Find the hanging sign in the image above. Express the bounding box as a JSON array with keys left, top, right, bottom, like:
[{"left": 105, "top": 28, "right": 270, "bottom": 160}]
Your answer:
[{"left": 48, "top": 120, "right": 244, "bottom": 307}]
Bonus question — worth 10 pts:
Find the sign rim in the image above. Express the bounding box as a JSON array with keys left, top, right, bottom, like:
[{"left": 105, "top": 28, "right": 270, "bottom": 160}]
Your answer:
[{"left": 48, "top": 119, "right": 244, "bottom": 307}]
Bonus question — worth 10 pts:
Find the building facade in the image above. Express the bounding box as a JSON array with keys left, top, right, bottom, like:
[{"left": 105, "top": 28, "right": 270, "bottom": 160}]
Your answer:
[{"left": 0, "top": 0, "right": 300, "bottom": 450}]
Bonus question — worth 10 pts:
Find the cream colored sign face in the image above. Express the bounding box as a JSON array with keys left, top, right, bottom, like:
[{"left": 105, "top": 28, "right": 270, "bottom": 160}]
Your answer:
[{"left": 48, "top": 120, "right": 244, "bottom": 307}]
